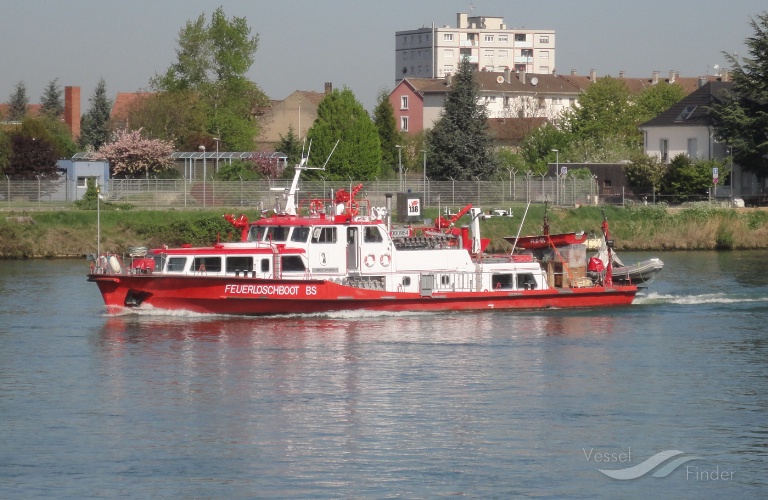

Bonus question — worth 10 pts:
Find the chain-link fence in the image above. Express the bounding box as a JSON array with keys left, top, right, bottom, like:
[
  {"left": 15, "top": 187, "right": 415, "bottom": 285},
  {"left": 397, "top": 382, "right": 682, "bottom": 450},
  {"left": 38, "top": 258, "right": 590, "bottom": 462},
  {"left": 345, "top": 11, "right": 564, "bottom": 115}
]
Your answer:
[{"left": 0, "top": 175, "right": 624, "bottom": 211}]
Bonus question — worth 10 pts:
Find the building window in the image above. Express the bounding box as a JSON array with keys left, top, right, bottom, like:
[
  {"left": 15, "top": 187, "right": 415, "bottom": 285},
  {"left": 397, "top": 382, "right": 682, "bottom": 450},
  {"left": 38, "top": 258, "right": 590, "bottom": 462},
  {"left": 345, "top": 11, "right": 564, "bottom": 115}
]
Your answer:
[
  {"left": 443, "top": 65, "right": 454, "bottom": 74},
  {"left": 687, "top": 138, "right": 698, "bottom": 158},
  {"left": 400, "top": 116, "right": 409, "bottom": 132},
  {"left": 77, "top": 176, "right": 97, "bottom": 188},
  {"left": 499, "top": 35, "right": 508, "bottom": 43},
  {"left": 515, "top": 33, "right": 527, "bottom": 42},
  {"left": 402, "top": 36, "right": 407, "bottom": 45},
  {"left": 541, "top": 50, "right": 549, "bottom": 59},
  {"left": 540, "top": 36, "right": 549, "bottom": 44},
  {"left": 443, "top": 33, "right": 454, "bottom": 41},
  {"left": 522, "top": 49, "right": 533, "bottom": 58},
  {"left": 484, "top": 49, "right": 494, "bottom": 57},
  {"left": 444, "top": 49, "right": 454, "bottom": 58},
  {"left": 485, "top": 34, "right": 494, "bottom": 42},
  {"left": 498, "top": 50, "right": 508, "bottom": 58},
  {"left": 660, "top": 139, "right": 669, "bottom": 163}
]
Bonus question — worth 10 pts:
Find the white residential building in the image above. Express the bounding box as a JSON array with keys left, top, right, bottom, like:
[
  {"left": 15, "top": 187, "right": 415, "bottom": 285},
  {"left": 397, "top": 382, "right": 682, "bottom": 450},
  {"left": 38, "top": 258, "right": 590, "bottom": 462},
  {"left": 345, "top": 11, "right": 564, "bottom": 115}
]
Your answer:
[{"left": 395, "top": 12, "right": 556, "bottom": 82}]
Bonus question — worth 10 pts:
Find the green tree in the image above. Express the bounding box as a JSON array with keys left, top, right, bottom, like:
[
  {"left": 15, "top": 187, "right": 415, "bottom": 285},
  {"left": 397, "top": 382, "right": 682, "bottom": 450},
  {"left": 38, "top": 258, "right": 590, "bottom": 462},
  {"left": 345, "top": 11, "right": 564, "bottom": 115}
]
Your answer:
[
  {"left": 0, "top": 131, "right": 11, "bottom": 175},
  {"left": 305, "top": 87, "right": 380, "bottom": 180},
  {"left": 40, "top": 78, "right": 64, "bottom": 118},
  {"left": 79, "top": 78, "right": 113, "bottom": 150},
  {"left": 625, "top": 154, "right": 666, "bottom": 192},
  {"left": 214, "top": 159, "right": 260, "bottom": 180},
  {"left": 661, "top": 154, "right": 715, "bottom": 199},
  {"left": 518, "top": 123, "right": 572, "bottom": 174},
  {"left": 277, "top": 124, "right": 302, "bottom": 169},
  {"left": 21, "top": 116, "right": 77, "bottom": 159},
  {"left": 635, "top": 82, "right": 686, "bottom": 123},
  {"left": 7, "top": 81, "right": 29, "bottom": 121},
  {"left": 372, "top": 88, "right": 399, "bottom": 175},
  {"left": 123, "top": 90, "right": 207, "bottom": 150},
  {"left": 564, "top": 76, "right": 640, "bottom": 146},
  {"left": 709, "top": 11, "right": 768, "bottom": 177},
  {"left": 426, "top": 57, "right": 497, "bottom": 180},
  {"left": 151, "top": 7, "right": 267, "bottom": 151}
]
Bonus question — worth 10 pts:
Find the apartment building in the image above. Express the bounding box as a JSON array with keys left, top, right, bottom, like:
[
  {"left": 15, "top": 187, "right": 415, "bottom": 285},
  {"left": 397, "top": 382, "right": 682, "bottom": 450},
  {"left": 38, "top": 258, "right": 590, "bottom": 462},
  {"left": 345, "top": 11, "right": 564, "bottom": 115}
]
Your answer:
[{"left": 395, "top": 12, "right": 556, "bottom": 83}]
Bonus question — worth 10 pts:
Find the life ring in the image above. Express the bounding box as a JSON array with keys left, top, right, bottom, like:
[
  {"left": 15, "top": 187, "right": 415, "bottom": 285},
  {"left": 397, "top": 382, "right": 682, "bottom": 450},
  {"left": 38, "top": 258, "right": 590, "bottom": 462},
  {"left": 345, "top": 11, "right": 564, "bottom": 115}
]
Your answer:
[
  {"left": 309, "top": 199, "right": 322, "bottom": 214},
  {"left": 364, "top": 254, "right": 375, "bottom": 267},
  {"left": 380, "top": 253, "right": 391, "bottom": 267}
]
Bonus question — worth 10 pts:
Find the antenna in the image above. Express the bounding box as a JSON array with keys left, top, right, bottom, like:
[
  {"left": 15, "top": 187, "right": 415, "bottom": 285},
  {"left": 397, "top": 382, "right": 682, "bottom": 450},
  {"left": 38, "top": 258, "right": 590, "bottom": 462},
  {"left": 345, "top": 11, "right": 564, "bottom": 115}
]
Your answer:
[{"left": 321, "top": 140, "right": 340, "bottom": 170}]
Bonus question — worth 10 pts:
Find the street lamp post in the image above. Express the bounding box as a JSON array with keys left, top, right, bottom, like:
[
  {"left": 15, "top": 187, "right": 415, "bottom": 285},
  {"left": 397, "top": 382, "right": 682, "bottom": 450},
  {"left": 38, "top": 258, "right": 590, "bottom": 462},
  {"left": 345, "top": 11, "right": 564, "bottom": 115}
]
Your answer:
[
  {"left": 199, "top": 145, "right": 206, "bottom": 207},
  {"left": 213, "top": 138, "right": 220, "bottom": 173},
  {"left": 395, "top": 145, "right": 403, "bottom": 193},
  {"left": 552, "top": 149, "right": 559, "bottom": 205}
]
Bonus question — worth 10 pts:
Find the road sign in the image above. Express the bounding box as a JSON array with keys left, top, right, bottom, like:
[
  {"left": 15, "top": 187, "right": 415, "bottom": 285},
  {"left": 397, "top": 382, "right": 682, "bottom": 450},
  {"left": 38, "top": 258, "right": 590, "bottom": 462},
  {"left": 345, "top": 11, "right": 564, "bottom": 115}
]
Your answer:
[{"left": 713, "top": 167, "right": 719, "bottom": 184}]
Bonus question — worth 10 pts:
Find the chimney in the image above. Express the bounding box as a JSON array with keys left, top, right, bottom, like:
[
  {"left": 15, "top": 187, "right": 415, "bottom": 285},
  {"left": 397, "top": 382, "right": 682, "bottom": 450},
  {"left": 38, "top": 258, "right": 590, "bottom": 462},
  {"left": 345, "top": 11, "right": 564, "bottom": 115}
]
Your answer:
[
  {"left": 324, "top": 82, "right": 333, "bottom": 95},
  {"left": 64, "top": 86, "right": 80, "bottom": 140},
  {"left": 589, "top": 69, "right": 597, "bottom": 81},
  {"left": 619, "top": 70, "right": 625, "bottom": 79},
  {"left": 570, "top": 69, "right": 577, "bottom": 76},
  {"left": 698, "top": 76, "right": 708, "bottom": 88},
  {"left": 519, "top": 69, "right": 526, "bottom": 85},
  {"left": 652, "top": 71, "right": 659, "bottom": 84},
  {"left": 504, "top": 67, "right": 511, "bottom": 83},
  {"left": 668, "top": 70, "right": 676, "bottom": 83},
  {"left": 457, "top": 12, "right": 468, "bottom": 28},
  {"left": 445, "top": 73, "right": 453, "bottom": 86}
]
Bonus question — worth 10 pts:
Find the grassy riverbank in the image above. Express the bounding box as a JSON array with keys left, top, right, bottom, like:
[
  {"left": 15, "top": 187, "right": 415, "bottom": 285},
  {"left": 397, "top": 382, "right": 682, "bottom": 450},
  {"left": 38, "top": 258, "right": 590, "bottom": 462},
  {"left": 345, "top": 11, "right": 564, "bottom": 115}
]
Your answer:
[{"left": 1, "top": 204, "right": 767, "bottom": 259}]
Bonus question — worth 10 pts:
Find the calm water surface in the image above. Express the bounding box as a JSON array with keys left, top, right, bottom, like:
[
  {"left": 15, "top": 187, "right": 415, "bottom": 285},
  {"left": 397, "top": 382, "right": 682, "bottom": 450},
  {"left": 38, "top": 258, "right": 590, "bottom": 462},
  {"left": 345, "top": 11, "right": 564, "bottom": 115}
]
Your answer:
[{"left": 1, "top": 252, "right": 767, "bottom": 498}]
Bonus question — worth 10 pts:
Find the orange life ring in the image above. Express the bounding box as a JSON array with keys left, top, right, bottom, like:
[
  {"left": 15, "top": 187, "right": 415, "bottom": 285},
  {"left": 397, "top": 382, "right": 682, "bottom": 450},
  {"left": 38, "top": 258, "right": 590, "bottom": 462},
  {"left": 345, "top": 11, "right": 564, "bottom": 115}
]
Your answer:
[
  {"left": 364, "top": 254, "right": 375, "bottom": 267},
  {"left": 309, "top": 199, "right": 322, "bottom": 213},
  {"left": 380, "top": 253, "right": 391, "bottom": 267}
]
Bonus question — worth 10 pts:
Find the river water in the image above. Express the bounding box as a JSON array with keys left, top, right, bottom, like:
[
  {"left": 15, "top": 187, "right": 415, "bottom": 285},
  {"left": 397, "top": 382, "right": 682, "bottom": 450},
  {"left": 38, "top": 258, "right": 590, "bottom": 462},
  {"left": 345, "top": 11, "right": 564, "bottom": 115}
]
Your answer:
[{"left": 1, "top": 251, "right": 766, "bottom": 498}]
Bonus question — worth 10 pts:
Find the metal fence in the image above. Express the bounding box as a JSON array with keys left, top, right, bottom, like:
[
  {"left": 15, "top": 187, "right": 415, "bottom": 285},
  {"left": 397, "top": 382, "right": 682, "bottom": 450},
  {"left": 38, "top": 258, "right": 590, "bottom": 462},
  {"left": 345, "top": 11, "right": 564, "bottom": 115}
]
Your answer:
[{"left": 0, "top": 175, "right": 606, "bottom": 211}]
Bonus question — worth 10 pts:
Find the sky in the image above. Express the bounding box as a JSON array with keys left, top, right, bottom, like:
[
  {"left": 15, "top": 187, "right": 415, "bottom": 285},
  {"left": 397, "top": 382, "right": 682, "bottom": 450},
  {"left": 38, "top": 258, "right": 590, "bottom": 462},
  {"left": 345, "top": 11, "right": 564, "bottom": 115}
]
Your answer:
[{"left": 1, "top": 0, "right": 765, "bottom": 113}]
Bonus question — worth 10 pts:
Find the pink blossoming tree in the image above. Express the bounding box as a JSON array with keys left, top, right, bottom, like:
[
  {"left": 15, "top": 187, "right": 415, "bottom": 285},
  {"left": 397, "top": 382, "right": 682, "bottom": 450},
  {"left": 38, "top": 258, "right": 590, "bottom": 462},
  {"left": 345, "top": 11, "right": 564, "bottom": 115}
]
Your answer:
[{"left": 94, "top": 129, "right": 175, "bottom": 178}]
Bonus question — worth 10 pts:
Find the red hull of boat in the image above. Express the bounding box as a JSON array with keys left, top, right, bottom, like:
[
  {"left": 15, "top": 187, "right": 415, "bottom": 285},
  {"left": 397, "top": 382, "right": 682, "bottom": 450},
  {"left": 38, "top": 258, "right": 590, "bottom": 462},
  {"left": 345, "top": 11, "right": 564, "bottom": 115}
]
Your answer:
[
  {"left": 89, "top": 274, "right": 636, "bottom": 316},
  {"left": 507, "top": 232, "right": 588, "bottom": 250}
]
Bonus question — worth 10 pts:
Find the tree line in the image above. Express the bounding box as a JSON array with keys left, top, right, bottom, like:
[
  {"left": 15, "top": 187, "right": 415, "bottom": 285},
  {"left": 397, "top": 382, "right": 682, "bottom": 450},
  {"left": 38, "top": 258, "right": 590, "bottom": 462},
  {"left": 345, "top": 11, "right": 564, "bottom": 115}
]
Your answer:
[{"left": 1, "top": 8, "right": 766, "bottom": 199}]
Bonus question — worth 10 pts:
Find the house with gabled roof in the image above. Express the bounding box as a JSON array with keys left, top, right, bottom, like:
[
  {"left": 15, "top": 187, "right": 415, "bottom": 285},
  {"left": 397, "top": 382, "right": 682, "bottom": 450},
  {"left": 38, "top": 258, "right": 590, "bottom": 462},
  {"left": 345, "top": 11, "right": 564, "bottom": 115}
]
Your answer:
[
  {"left": 390, "top": 69, "right": 580, "bottom": 138},
  {"left": 256, "top": 85, "right": 330, "bottom": 150},
  {"left": 638, "top": 80, "right": 762, "bottom": 201}
]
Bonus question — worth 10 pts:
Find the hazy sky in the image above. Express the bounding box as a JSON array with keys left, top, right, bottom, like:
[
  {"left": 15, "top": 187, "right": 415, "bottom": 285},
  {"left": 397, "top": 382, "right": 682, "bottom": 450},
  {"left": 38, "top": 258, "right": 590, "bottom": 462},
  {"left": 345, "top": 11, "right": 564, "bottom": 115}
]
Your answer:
[{"left": 1, "top": 0, "right": 764, "bottom": 113}]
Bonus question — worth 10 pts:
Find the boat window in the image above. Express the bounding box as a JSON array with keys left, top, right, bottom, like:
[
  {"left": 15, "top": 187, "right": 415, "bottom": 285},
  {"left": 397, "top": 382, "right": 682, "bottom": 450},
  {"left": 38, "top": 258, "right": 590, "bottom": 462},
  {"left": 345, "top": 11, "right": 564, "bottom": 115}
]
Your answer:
[
  {"left": 153, "top": 253, "right": 167, "bottom": 272},
  {"left": 248, "top": 226, "right": 267, "bottom": 242},
  {"left": 402, "top": 276, "right": 411, "bottom": 286},
  {"left": 166, "top": 257, "right": 188, "bottom": 272},
  {"left": 517, "top": 273, "right": 537, "bottom": 290},
  {"left": 492, "top": 273, "right": 514, "bottom": 290},
  {"left": 311, "top": 227, "right": 337, "bottom": 244},
  {"left": 364, "top": 226, "right": 384, "bottom": 243},
  {"left": 194, "top": 257, "right": 221, "bottom": 273},
  {"left": 260, "top": 258, "right": 270, "bottom": 272},
  {"left": 226, "top": 256, "right": 253, "bottom": 273},
  {"left": 266, "top": 226, "right": 290, "bottom": 242},
  {"left": 440, "top": 275, "right": 451, "bottom": 285},
  {"left": 281, "top": 255, "right": 306, "bottom": 272},
  {"left": 291, "top": 227, "right": 310, "bottom": 243}
]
